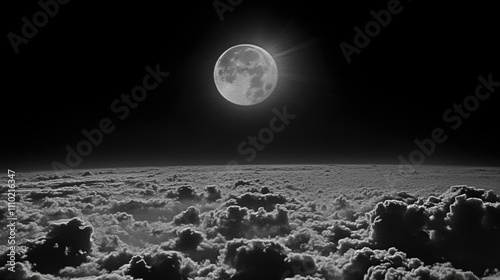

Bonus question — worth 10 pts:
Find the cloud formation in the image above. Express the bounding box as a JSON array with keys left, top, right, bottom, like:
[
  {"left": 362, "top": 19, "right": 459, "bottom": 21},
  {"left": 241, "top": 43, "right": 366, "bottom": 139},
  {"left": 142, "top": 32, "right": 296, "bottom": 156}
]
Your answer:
[{"left": 1, "top": 168, "right": 499, "bottom": 280}]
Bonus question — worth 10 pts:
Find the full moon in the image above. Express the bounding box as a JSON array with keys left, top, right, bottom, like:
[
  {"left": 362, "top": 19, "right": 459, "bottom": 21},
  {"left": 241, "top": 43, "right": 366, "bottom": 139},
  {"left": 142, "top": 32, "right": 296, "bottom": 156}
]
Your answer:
[{"left": 214, "top": 44, "right": 278, "bottom": 106}]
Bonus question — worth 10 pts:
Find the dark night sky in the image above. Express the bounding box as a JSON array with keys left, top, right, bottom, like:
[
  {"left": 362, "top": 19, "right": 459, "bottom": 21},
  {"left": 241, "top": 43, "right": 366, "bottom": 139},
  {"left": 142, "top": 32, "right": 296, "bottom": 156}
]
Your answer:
[{"left": 3, "top": 0, "right": 500, "bottom": 171}]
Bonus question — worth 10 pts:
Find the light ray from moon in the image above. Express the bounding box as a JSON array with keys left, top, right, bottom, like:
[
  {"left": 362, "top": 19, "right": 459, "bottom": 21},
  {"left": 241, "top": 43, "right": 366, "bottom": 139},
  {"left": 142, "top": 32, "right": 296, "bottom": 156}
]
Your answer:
[{"left": 274, "top": 37, "right": 321, "bottom": 58}]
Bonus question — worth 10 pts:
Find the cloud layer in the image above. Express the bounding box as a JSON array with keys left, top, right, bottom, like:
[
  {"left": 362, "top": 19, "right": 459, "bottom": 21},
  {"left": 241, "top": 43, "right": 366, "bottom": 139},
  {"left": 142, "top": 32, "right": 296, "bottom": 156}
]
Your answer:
[{"left": 1, "top": 167, "right": 499, "bottom": 280}]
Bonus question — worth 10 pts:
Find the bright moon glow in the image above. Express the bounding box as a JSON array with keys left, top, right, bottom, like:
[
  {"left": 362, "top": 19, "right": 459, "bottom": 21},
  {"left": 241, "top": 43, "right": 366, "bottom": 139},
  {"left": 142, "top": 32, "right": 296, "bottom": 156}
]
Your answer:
[{"left": 214, "top": 44, "right": 278, "bottom": 106}]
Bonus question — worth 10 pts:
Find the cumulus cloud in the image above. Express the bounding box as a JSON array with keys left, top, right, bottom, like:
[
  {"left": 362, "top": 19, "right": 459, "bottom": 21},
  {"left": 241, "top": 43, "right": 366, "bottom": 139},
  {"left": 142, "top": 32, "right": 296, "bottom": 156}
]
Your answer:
[
  {"left": 25, "top": 218, "right": 93, "bottom": 274},
  {"left": 166, "top": 185, "right": 199, "bottom": 201},
  {"left": 204, "top": 186, "right": 222, "bottom": 202},
  {"left": 97, "top": 235, "right": 123, "bottom": 253},
  {"left": 430, "top": 189, "right": 500, "bottom": 274},
  {"left": 234, "top": 180, "right": 252, "bottom": 188},
  {"left": 204, "top": 205, "right": 248, "bottom": 239},
  {"left": 203, "top": 204, "right": 291, "bottom": 239},
  {"left": 98, "top": 248, "right": 134, "bottom": 272},
  {"left": 366, "top": 185, "right": 500, "bottom": 275},
  {"left": 57, "top": 262, "right": 103, "bottom": 277},
  {"left": 126, "top": 248, "right": 195, "bottom": 280},
  {"left": 226, "top": 192, "right": 287, "bottom": 211},
  {"left": 284, "top": 227, "right": 336, "bottom": 256},
  {"left": 284, "top": 253, "right": 317, "bottom": 277},
  {"left": 0, "top": 261, "right": 48, "bottom": 280},
  {"left": 356, "top": 250, "right": 479, "bottom": 280},
  {"left": 366, "top": 262, "right": 480, "bottom": 280},
  {"left": 222, "top": 239, "right": 291, "bottom": 280},
  {"left": 175, "top": 228, "right": 204, "bottom": 251},
  {"left": 368, "top": 199, "right": 430, "bottom": 258},
  {"left": 173, "top": 206, "right": 201, "bottom": 225}
]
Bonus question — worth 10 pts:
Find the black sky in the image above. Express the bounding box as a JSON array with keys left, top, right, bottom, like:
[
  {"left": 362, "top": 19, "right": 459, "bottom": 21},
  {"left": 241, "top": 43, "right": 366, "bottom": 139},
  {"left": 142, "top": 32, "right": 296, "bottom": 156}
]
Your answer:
[{"left": 3, "top": 0, "right": 500, "bottom": 171}]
